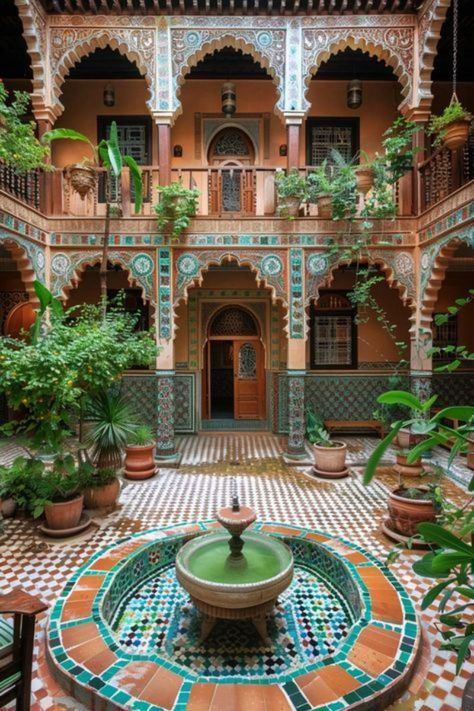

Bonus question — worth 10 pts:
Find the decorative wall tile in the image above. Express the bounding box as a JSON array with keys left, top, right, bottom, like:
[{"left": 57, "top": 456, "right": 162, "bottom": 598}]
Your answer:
[{"left": 157, "top": 247, "right": 172, "bottom": 340}]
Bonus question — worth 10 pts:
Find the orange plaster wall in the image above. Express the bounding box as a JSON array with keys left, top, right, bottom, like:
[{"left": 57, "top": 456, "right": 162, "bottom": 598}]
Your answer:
[
  {"left": 434, "top": 270, "right": 474, "bottom": 353},
  {"left": 66, "top": 268, "right": 135, "bottom": 307},
  {"left": 51, "top": 78, "right": 402, "bottom": 169}
]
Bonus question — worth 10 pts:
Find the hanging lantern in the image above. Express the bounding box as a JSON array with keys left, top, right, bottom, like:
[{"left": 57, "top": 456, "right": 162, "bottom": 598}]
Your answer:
[
  {"left": 222, "top": 82, "right": 236, "bottom": 117},
  {"left": 347, "top": 79, "right": 362, "bottom": 110}
]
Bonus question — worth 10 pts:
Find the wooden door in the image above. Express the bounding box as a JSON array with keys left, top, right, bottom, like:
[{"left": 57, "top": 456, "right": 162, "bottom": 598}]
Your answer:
[{"left": 233, "top": 339, "right": 265, "bottom": 419}]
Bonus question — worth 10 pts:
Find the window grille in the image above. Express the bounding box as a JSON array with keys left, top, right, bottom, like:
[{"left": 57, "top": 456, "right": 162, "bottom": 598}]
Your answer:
[
  {"left": 310, "top": 291, "right": 356, "bottom": 369},
  {"left": 433, "top": 313, "right": 458, "bottom": 360},
  {"left": 306, "top": 118, "right": 358, "bottom": 169}
]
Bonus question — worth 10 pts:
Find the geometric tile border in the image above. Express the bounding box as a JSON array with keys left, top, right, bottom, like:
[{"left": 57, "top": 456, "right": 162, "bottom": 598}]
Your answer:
[{"left": 47, "top": 521, "right": 421, "bottom": 711}]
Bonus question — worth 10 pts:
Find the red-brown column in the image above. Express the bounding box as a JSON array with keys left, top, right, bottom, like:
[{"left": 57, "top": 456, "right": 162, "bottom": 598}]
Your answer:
[
  {"left": 158, "top": 123, "right": 172, "bottom": 186},
  {"left": 287, "top": 123, "right": 301, "bottom": 172}
]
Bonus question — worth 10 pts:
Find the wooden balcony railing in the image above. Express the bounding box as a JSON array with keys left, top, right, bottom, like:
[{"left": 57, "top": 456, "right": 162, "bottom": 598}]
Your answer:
[
  {"left": 418, "top": 139, "right": 473, "bottom": 211},
  {"left": 0, "top": 164, "right": 41, "bottom": 210}
]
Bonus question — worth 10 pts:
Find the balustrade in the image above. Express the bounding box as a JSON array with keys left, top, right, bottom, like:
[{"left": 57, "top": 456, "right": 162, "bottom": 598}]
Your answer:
[
  {"left": 0, "top": 164, "right": 40, "bottom": 210},
  {"left": 418, "top": 139, "right": 472, "bottom": 211}
]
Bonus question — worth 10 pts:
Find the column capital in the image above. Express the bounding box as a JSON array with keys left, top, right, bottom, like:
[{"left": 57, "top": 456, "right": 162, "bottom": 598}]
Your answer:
[
  {"left": 151, "top": 112, "right": 175, "bottom": 127},
  {"left": 283, "top": 112, "right": 306, "bottom": 126},
  {"left": 402, "top": 104, "right": 432, "bottom": 124}
]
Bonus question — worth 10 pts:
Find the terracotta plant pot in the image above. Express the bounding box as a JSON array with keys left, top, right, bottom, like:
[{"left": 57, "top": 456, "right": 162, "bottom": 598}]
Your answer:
[
  {"left": 317, "top": 194, "right": 332, "bottom": 219},
  {"left": 355, "top": 167, "right": 374, "bottom": 195},
  {"left": 443, "top": 119, "right": 471, "bottom": 151},
  {"left": 394, "top": 451, "right": 424, "bottom": 477},
  {"left": 84, "top": 478, "right": 120, "bottom": 509},
  {"left": 386, "top": 487, "right": 437, "bottom": 538},
  {"left": 313, "top": 441, "right": 347, "bottom": 477},
  {"left": 44, "top": 494, "right": 84, "bottom": 531},
  {"left": 67, "top": 164, "right": 97, "bottom": 200},
  {"left": 1, "top": 497, "right": 16, "bottom": 518},
  {"left": 124, "top": 443, "right": 156, "bottom": 480},
  {"left": 397, "top": 427, "right": 425, "bottom": 450},
  {"left": 278, "top": 196, "right": 301, "bottom": 218}
]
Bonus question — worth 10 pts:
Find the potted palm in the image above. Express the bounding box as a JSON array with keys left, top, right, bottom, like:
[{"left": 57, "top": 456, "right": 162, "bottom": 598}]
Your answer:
[
  {"left": 306, "top": 407, "right": 348, "bottom": 479},
  {"left": 124, "top": 425, "right": 156, "bottom": 480},
  {"left": 154, "top": 181, "right": 200, "bottom": 240},
  {"left": 85, "top": 390, "right": 138, "bottom": 507},
  {"left": 274, "top": 169, "right": 307, "bottom": 218},
  {"left": 428, "top": 98, "right": 472, "bottom": 151}
]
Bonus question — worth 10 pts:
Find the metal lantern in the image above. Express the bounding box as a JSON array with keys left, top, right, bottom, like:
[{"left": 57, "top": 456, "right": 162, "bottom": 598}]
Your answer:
[
  {"left": 347, "top": 79, "right": 362, "bottom": 110},
  {"left": 103, "top": 83, "right": 115, "bottom": 107},
  {"left": 222, "top": 82, "right": 236, "bottom": 117}
]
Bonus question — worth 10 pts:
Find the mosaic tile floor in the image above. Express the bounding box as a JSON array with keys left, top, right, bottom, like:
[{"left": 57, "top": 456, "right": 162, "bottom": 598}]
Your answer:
[
  {"left": 0, "top": 434, "right": 473, "bottom": 711},
  {"left": 113, "top": 564, "right": 353, "bottom": 679}
]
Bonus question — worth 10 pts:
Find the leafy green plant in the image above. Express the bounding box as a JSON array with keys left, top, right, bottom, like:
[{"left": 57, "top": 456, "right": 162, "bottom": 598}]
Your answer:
[
  {"left": 0, "top": 282, "right": 157, "bottom": 454},
  {"left": 0, "top": 85, "right": 51, "bottom": 173},
  {"left": 275, "top": 169, "right": 307, "bottom": 199},
  {"left": 0, "top": 456, "right": 44, "bottom": 510},
  {"left": 86, "top": 390, "right": 138, "bottom": 470},
  {"left": 154, "top": 181, "right": 199, "bottom": 240},
  {"left": 428, "top": 100, "right": 473, "bottom": 149},
  {"left": 306, "top": 406, "right": 335, "bottom": 448},
  {"left": 31, "top": 454, "right": 92, "bottom": 519},
  {"left": 82, "top": 467, "right": 117, "bottom": 489},
  {"left": 428, "top": 289, "right": 474, "bottom": 372},
  {"left": 128, "top": 424, "right": 154, "bottom": 447},
  {"left": 307, "top": 153, "right": 357, "bottom": 221}
]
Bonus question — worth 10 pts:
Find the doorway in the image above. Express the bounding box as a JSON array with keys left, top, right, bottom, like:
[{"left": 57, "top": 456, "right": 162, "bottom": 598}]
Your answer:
[
  {"left": 203, "top": 306, "right": 265, "bottom": 421},
  {"left": 207, "top": 127, "right": 256, "bottom": 215}
]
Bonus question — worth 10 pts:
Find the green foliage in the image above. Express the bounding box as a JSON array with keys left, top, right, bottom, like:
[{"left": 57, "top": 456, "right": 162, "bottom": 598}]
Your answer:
[
  {"left": 428, "top": 100, "right": 473, "bottom": 148},
  {"left": 42, "top": 122, "right": 143, "bottom": 213},
  {"left": 154, "top": 181, "right": 200, "bottom": 240},
  {"left": 305, "top": 405, "right": 334, "bottom": 447},
  {"left": 0, "top": 284, "right": 157, "bottom": 454},
  {"left": 306, "top": 153, "right": 357, "bottom": 221},
  {"left": 128, "top": 424, "right": 154, "bottom": 447},
  {"left": 275, "top": 169, "right": 307, "bottom": 199},
  {"left": 0, "top": 85, "right": 51, "bottom": 174},
  {"left": 429, "top": 290, "right": 474, "bottom": 372},
  {"left": 86, "top": 390, "right": 138, "bottom": 470},
  {"left": 82, "top": 468, "right": 118, "bottom": 489},
  {"left": 0, "top": 456, "right": 44, "bottom": 510}
]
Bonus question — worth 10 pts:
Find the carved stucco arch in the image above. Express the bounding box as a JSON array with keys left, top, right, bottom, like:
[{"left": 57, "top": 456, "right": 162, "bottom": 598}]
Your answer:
[
  {"left": 419, "top": 230, "right": 474, "bottom": 334},
  {"left": 172, "top": 251, "right": 289, "bottom": 337},
  {"left": 0, "top": 235, "right": 39, "bottom": 302},
  {"left": 302, "top": 30, "right": 414, "bottom": 111},
  {"left": 50, "top": 250, "right": 155, "bottom": 307},
  {"left": 170, "top": 32, "right": 285, "bottom": 122},
  {"left": 48, "top": 30, "right": 155, "bottom": 119},
  {"left": 417, "top": 0, "right": 452, "bottom": 109},
  {"left": 305, "top": 251, "right": 417, "bottom": 339},
  {"left": 15, "top": 0, "right": 50, "bottom": 121}
]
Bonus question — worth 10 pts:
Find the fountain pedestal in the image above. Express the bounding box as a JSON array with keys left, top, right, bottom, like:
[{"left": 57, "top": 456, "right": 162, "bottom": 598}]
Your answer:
[{"left": 176, "top": 498, "right": 294, "bottom": 644}]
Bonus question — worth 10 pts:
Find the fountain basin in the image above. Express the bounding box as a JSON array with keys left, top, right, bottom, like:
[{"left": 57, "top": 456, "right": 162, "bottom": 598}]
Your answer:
[{"left": 47, "top": 522, "right": 421, "bottom": 711}]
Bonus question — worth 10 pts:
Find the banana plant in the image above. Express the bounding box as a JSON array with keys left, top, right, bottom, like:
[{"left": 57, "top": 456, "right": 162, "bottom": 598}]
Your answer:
[{"left": 42, "top": 122, "right": 143, "bottom": 320}]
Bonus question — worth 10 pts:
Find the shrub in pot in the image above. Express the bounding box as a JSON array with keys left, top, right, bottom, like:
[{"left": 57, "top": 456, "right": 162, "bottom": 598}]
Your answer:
[
  {"left": 306, "top": 408, "right": 348, "bottom": 479},
  {"left": 387, "top": 485, "right": 440, "bottom": 538},
  {"left": 33, "top": 455, "right": 91, "bottom": 531},
  {"left": 274, "top": 169, "right": 307, "bottom": 218},
  {"left": 86, "top": 390, "right": 138, "bottom": 471},
  {"left": 83, "top": 468, "right": 120, "bottom": 510},
  {"left": 428, "top": 99, "right": 473, "bottom": 151},
  {"left": 0, "top": 456, "right": 44, "bottom": 518},
  {"left": 307, "top": 154, "right": 357, "bottom": 221},
  {"left": 154, "top": 182, "right": 200, "bottom": 240},
  {"left": 124, "top": 425, "right": 156, "bottom": 480}
]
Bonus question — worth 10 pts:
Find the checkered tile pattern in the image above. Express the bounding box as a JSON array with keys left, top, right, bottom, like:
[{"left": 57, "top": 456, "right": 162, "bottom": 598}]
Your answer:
[{"left": 0, "top": 434, "right": 472, "bottom": 710}]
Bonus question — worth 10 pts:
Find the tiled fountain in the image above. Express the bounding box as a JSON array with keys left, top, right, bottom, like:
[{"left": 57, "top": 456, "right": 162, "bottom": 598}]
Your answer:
[{"left": 47, "top": 498, "right": 421, "bottom": 711}]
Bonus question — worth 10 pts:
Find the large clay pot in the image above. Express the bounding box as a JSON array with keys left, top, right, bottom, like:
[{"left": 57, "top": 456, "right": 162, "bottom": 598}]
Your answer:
[
  {"left": 313, "top": 441, "right": 347, "bottom": 475},
  {"left": 67, "top": 164, "right": 96, "bottom": 200},
  {"left": 44, "top": 495, "right": 84, "bottom": 531},
  {"left": 84, "top": 478, "right": 120, "bottom": 509},
  {"left": 397, "top": 427, "right": 425, "bottom": 450},
  {"left": 355, "top": 167, "right": 374, "bottom": 195},
  {"left": 1, "top": 497, "right": 16, "bottom": 518},
  {"left": 278, "top": 196, "right": 301, "bottom": 218},
  {"left": 124, "top": 444, "right": 156, "bottom": 480},
  {"left": 387, "top": 487, "right": 437, "bottom": 538},
  {"left": 443, "top": 119, "right": 471, "bottom": 151},
  {"left": 317, "top": 194, "right": 332, "bottom": 219}
]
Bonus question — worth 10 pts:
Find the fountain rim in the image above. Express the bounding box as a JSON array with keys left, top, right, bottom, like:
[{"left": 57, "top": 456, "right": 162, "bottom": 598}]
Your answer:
[{"left": 175, "top": 529, "right": 294, "bottom": 591}]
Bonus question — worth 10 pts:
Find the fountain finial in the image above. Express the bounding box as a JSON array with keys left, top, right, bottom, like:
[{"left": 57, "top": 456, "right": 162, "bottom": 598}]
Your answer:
[{"left": 231, "top": 477, "right": 240, "bottom": 512}]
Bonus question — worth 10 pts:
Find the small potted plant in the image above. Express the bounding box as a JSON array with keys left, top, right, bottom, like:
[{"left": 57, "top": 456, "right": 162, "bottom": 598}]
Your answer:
[
  {"left": 306, "top": 164, "right": 333, "bottom": 218},
  {"left": 0, "top": 456, "right": 44, "bottom": 518},
  {"left": 33, "top": 454, "right": 91, "bottom": 534},
  {"left": 274, "top": 169, "right": 307, "bottom": 218},
  {"left": 355, "top": 152, "right": 375, "bottom": 195},
  {"left": 124, "top": 425, "right": 156, "bottom": 480},
  {"left": 154, "top": 181, "right": 200, "bottom": 240},
  {"left": 428, "top": 98, "right": 473, "bottom": 151},
  {"left": 83, "top": 468, "right": 120, "bottom": 510},
  {"left": 306, "top": 407, "right": 348, "bottom": 479},
  {"left": 386, "top": 479, "right": 441, "bottom": 540}
]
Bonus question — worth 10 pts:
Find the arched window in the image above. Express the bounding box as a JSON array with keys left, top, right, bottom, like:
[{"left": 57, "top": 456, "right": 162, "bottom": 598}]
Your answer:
[
  {"left": 210, "top": 307, "right": 258, "bottom": 337},
  {"left": 209, "top": 128, "right": 254, "bottom": 162}
]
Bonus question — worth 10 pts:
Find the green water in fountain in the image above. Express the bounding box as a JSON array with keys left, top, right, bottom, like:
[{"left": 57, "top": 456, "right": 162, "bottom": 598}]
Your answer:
[{"left": 187, "top": 537, "right": 287, "bottom": 584}]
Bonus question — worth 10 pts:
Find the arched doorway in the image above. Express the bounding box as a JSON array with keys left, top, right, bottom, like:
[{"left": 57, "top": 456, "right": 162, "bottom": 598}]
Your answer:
[
  {"left": 208, "top": 127, "right": 255, "bottom": 215},
  {"left": 203, "top": 306, "right": 265, "bottom": 420}
]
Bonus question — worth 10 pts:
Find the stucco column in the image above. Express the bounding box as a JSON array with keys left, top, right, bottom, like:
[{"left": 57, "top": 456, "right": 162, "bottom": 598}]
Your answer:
[
  {"left": 285, "top": 116, "right": 304, "bottom": 172},
  {"left": 409, "top": 334, "right": 433, "bottom": 418},
  {"left": 155, "top": 247, "right": 181, "bottom": 466},
  {"left": 283, "top": 338, "right": 310, "bottom": 463},
  {"left": 157, "top": 123, "right": 172, "bottom": 186},
  {"left": 403, "top": 106, "right": 430, "bottom": 215}
]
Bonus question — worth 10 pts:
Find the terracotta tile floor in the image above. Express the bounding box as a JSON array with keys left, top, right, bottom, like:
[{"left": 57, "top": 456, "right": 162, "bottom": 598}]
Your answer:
[{"left": 0, "top": 434, "right": 472, "bottom": 711}]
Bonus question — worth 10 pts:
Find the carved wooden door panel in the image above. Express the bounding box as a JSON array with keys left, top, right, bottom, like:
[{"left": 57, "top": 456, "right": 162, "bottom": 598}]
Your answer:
[{"left": 233, "top": 340, "right": 264, "bottom": 419}]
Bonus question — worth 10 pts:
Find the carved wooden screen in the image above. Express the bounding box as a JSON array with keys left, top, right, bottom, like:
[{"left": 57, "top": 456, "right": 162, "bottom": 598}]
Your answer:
[
  {"left": 210, "top": 307, "right": 258, "bottom": 337},
  {"left": 306, "top": 118, "right": 359, "bottom": 168},
  {"left": 310, "top": 292, "right": 356, "bottom": 369}
]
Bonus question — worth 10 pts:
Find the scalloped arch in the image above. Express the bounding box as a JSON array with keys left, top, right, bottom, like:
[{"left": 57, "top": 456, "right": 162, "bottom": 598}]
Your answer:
[
  {"left": 417, "top": 0, "right": 452, "bottom": 107},
  {"left": 50, "top": 33, "right": 154, "bottom": 119},
  {"left": 15, "top": 0, "right": 50, "bottom": 120},
  {"left": 59, "top": 254, "right": 146, "bottom": 303},
  {"left": 0, "top": 236, "right": 39, "bottom": 302},
  {"left": 172, "top": 35, "right": 283, "bottom": 122},
  {"left": 303, "top": 34, "right": 412, "bottom": 109}
]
